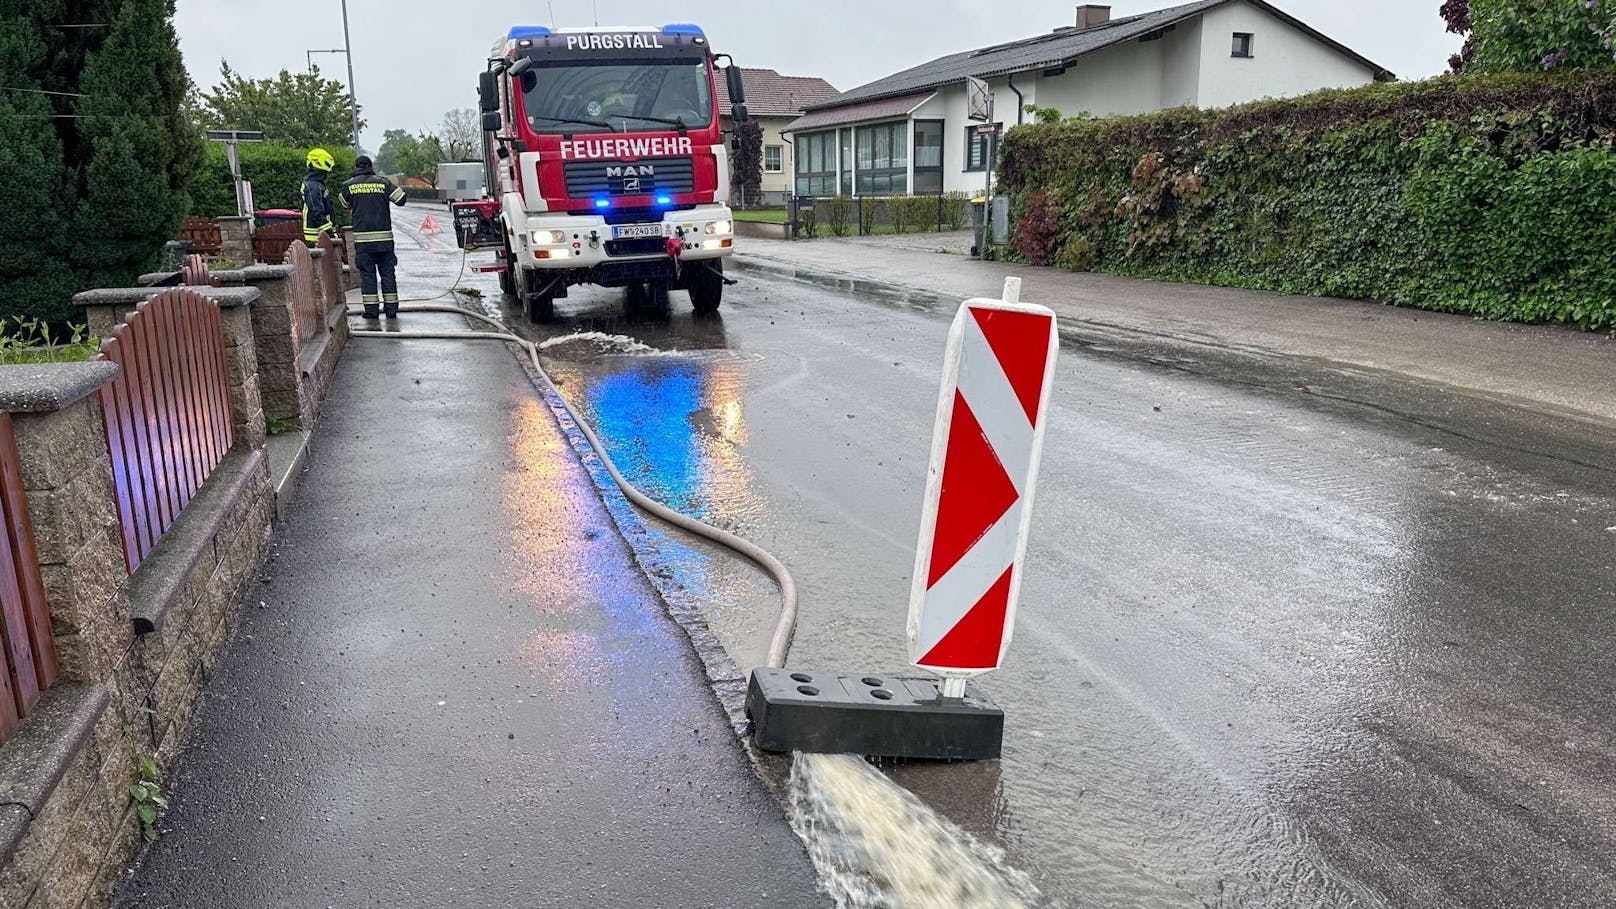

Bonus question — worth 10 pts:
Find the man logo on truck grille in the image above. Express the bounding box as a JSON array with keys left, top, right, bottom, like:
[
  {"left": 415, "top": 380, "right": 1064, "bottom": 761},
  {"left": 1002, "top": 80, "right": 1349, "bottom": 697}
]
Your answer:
[{"left": 606, "top": 165, "right": 656, "bottom": 178}]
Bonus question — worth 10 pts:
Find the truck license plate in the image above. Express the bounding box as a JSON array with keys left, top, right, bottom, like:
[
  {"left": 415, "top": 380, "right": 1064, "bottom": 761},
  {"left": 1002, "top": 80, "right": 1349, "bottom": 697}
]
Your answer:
[{"left": 613, "top": 224, "right": 664, "bottom": 240}]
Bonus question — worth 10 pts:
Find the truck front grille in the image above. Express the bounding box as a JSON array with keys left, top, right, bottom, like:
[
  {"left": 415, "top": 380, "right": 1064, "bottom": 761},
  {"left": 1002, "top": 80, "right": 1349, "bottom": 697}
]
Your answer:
[{"left": 564, "top": 157, "right": 695, "bottom": 198}]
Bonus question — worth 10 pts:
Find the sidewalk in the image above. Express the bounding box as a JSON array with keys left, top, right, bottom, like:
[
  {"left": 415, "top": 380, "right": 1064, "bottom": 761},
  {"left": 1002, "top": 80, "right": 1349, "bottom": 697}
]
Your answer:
[
  {"left": 113, "top": 312, "right": 825, "bottom": 908},
  {"left": 737, "top": 237, "right": 1616, "bottom": 427}
]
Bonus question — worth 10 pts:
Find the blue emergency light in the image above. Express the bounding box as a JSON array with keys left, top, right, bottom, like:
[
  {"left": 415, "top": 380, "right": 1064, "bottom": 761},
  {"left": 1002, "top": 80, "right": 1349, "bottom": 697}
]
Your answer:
[
  {"left": 594, "top": 197, "right": 612, "bottom": 209},
  {"left": 655, "top": 195, "right": 673, "bottom": 206},
  {"left": 508, "top": 26, "right": 552, "bottom": 40},
  {"left": 661, "top": 24, "right": 705, "bottom": 36}
]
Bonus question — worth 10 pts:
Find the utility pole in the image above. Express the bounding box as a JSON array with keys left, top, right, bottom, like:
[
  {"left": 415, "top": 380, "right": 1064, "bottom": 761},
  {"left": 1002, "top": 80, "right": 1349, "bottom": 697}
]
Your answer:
[{"left": 340, "top": 0, "right": 361, "bottom": 152}]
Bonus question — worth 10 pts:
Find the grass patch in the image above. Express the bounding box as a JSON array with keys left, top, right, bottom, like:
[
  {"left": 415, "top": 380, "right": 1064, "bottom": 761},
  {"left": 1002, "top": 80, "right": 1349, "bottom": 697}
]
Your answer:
[{"left": 733, "top": 208, "right": 787, "bottom": 223}]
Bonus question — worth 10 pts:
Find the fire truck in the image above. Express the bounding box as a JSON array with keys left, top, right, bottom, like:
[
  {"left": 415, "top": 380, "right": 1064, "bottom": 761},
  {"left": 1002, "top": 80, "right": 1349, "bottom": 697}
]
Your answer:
[{"left": 454, "top": 24, "right": 747, "bottom": 322}]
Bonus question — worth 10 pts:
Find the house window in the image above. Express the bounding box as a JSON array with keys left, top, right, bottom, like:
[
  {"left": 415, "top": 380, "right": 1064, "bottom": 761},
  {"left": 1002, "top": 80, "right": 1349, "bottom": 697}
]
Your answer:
[
  {"left": 964, "top": 125, "right": 999, "bottom": 173},
  {"left": 763, "top": 144, "right": 783, "bottom": 173},
  {"left": 795, "top": 131, "right": 837, "bottom": 195},
  {"left": 1232, "top": 32, "right": 1254, "bottom": 58},
  {"left": 913, "top": 120, "right": 944, "bottom": 194},
  {"left": 855, "top": 122, "right": 908, "bottom": 195}
]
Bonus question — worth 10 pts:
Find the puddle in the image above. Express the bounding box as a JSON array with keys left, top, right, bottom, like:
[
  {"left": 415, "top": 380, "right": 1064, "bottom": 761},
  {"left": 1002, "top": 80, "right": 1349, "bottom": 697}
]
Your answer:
[{"left": 790, "top": 753, "right": 1041, "bottom": 909}]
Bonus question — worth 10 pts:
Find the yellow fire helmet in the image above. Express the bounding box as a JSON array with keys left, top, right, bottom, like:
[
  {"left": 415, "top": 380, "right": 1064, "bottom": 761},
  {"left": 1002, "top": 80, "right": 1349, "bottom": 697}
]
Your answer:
[{"left": 306, "top": 147, "right": 336, "bottom": 172}]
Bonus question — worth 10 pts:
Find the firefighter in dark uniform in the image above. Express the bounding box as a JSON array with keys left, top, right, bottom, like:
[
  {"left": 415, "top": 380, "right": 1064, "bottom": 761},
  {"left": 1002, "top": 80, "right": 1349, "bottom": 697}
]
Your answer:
[
  {"left": 301, "top": 148, "right": 336, "bottom": 246},
  {"left": 339, "top": 155, "right": 408, "bottom": 319}
]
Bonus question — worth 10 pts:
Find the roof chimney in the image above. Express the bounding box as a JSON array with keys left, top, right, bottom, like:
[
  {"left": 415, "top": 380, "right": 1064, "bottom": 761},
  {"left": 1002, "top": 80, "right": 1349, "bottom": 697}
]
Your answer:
[{"left": 1075, "top": 5, "right": 1111, "bottom": 29}]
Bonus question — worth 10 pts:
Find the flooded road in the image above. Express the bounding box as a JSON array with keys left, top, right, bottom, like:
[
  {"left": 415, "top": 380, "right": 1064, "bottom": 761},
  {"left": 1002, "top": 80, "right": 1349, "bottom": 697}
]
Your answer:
[{"left": 392, "top": 206, "right": 1616, "bottom": 908}]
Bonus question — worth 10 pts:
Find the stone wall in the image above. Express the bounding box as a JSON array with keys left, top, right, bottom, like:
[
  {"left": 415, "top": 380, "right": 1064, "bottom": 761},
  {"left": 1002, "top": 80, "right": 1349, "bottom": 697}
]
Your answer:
[{"left": 0, "top": 274, "right": 341, "bottom": 907}]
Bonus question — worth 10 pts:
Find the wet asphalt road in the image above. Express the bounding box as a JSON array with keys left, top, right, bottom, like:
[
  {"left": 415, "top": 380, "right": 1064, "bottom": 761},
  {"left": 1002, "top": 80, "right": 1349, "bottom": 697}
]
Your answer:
[
  {"left": 112, "top": 235, "right": 827, "bottom": 906},
  {"left": 416, "top": 204, "right": 1616, "bottom": 908}
]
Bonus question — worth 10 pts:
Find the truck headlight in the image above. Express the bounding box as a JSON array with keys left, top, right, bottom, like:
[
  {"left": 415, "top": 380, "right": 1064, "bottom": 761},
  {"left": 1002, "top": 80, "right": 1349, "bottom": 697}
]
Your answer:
[
  {"left": 709, "top": 220, "right": 732, "bottom": 236},
  {"left": 532, "top": 229, "right": 567, "bottom": 245}
]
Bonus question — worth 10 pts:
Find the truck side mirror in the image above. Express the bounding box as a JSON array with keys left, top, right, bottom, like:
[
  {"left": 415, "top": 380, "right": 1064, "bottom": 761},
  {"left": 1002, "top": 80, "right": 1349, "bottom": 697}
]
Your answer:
[
  {"left": 732, "top": 102, "right": 750, "bottom": 124},
  {"left": 482, "top": 110, "right": 502, "bottom": 132},
  {"left": 726, "top": 65, "right": 746, "bottom": 106},
  {"left": 507, "top": 57, "right": 533, "bottom": 77},
  {"left": 478, "top": 71, "right": 499, "bottom": 113}
]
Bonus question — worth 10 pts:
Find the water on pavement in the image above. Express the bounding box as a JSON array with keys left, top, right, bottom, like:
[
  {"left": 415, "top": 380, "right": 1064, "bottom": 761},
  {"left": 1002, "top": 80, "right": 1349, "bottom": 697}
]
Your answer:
[{"left": 389, "top": 206, "right": 1616, "bottom": 908}]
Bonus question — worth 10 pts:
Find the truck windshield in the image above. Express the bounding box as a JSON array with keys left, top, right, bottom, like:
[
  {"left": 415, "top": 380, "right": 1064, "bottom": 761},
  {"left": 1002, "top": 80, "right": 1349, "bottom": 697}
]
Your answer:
[{"left": 522, "top": 60, "right": 713, "bottom": 134}]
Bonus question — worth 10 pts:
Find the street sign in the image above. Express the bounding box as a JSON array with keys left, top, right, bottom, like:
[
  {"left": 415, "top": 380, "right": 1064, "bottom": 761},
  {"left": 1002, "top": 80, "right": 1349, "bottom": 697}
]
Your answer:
[
  {"left": 204, "top": 129, "right": 265, "bottom": 143},
  {"left": 907, "top": 279, "right": 1057, "bottom": 693},
  {"left": 966, "top": 76, "right": 991, "bottom": 122},
  {"left": 975, "top": 123, "right": 1001, "bottom": 136}
]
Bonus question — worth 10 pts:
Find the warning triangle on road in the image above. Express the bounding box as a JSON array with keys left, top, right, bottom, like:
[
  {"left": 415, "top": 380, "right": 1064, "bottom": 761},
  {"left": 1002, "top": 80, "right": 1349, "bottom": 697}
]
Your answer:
[{"left": 419, "top": 214, "right": 441, "bottom": 233}]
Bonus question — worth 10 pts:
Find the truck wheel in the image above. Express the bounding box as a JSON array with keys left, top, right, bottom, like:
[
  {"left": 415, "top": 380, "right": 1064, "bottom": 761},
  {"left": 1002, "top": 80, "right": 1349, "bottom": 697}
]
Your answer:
[
  {"left": 525, "top": 292, "right": 555, "bottom": 323},
  {"left": 625, "top": 282, "right": 649, "bottom": 313},
  {"left": 518, "top": 269, "right": 556, "bottom": 323},
  {"left": 499, "top": 267, "right": 514, "bottom": 297},
  {"left": 689, "top": 262, "right": 724, "bottom": 315}
]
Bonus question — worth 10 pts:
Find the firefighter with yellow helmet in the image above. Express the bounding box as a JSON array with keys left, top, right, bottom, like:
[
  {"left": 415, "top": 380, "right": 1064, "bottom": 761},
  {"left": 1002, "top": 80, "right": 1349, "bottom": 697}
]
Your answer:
[{"left": 301, "top": 148, "right": 336, "bottom": 245}]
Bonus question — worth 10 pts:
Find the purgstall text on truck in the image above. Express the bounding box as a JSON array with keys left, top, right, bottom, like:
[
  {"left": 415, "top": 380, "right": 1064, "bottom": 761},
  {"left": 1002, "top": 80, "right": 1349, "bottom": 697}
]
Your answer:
[{"left": 455, "top": 24, "right": 749, "bottom": 321}]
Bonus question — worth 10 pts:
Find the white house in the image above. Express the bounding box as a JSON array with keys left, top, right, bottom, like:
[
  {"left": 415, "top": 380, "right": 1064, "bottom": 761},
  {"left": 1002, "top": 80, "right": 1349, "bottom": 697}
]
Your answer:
[{"left": 784, "top": 0, "right": 1392, "bottom": 197}]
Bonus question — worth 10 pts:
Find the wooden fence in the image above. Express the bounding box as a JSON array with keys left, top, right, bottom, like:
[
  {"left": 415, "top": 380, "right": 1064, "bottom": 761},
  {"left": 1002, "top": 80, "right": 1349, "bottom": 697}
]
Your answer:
[
  {"left": 252, "top": 221, "right": 302, "bottom": 266},
  {"left": 176, "top": 216, "right": 222, "bottom": 255},
  {"left": 96, "top": 291, "right": 235, "bottom": 572},
  {"left": 286, "top": 242, "right": 324, "bottom": 344},
  {"left": 0, "top": 415, "right": 58, "bottom": 746},
  {"left": 317, "top": 233, "right": 342, "bottom": 302},
  {"left": 182, "top": 253, "right": 216, "bottom": 287}
]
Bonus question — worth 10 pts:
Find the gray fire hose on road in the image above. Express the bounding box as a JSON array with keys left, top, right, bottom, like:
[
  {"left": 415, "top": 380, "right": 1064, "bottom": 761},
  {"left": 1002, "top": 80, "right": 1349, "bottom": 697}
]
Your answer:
[{"left": 348, "top": 303, "right": 799, "bottom": 669}]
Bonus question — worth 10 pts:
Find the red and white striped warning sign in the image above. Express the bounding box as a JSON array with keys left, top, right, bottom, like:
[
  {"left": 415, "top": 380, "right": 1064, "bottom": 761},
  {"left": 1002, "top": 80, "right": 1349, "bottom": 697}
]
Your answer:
[{"left": 908, "top": 281, "right": 1057, "bottom": 679}]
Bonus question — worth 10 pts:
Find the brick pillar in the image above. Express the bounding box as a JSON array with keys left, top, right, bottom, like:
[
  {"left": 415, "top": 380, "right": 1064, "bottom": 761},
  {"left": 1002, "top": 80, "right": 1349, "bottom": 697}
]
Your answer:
[
  {"left": 216, "top": 216, "right": 253, "bottom": 268},
  {"left": 2, "top": 363, "right": 131, "bottom": 684}
]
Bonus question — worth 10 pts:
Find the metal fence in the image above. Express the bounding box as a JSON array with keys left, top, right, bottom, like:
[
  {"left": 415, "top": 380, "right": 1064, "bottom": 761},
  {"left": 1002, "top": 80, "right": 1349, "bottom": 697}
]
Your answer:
[
  {"left": 0, "top": 414, "right": 58, "bottom": 746},
  {"left": 789, "top": 193, "right": 975, "bottom": 238},
  {"left": 96, "top": 290, "right": 235, "bottom": 572}
]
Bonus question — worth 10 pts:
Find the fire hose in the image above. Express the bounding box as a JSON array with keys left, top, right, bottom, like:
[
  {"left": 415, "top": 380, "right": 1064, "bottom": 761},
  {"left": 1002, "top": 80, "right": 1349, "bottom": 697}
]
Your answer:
[{"left": 347, "top": 302, "right": 798, "bottom": 669}]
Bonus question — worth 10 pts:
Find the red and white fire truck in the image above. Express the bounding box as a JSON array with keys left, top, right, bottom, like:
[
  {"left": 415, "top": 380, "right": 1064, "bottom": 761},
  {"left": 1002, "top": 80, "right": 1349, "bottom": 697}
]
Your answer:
[{"left": 454, "top": 24, "right": 747, "bottom": 321}]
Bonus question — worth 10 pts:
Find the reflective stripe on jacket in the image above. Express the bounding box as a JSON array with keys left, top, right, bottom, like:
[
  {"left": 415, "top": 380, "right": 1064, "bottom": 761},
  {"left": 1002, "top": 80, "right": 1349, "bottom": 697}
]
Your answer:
[{"left": 340, "top": 169, "right": 406, "bottom": 246}]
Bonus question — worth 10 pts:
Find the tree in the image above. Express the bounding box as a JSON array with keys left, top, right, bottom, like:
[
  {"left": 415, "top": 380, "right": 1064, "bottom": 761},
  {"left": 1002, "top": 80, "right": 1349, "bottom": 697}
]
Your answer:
[
  {"left": 396, "top": 133, "right": 444, "bottom": 186},
  {"left": 0, "top": 12, "right": 75, "bottom": 326},
  {"left": 196, "top": 61, "right": 363, "bottom": 148},
  {"left": 438, "top": 108, "right": 480, "bottom": 161},
  {"left": 732, "top": 119, "right": 763, "bottom": 208},
  {"left": 374, "top": 128, "right": 414, "bottom": 174},
  {"left": 0, "top": 0, "right": 202, "bottom": 328},
  {"left": 1443, "top": 0, "right": 1616, "bottom": 73}
]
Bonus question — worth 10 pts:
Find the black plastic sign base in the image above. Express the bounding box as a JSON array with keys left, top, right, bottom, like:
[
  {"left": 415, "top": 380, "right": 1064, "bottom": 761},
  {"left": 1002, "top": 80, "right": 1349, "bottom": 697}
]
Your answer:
[{"left": 745, "top": 668, "right": 1004, "bottom": 760}]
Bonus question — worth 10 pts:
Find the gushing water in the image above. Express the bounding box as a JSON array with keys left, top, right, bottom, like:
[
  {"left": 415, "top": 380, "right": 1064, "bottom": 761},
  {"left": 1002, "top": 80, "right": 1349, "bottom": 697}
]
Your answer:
[
  {"left": 789, "top": 753, "right": 1041, "bottom": 909},
  {"left": 538, "top": 331, "right": 658, "bottom": 354}
]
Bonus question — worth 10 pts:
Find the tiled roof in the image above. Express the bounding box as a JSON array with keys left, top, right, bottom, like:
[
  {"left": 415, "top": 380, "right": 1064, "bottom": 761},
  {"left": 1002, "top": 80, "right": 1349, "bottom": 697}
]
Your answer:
[
  {"left": 808, "top": 0, "right": 1392, "bottom": 112},
  {"left": 782, "top": 91, "right": 937, "bottom": 134},
  {"left": 716, "top": 68, "right": 840, "bottom": 118}
]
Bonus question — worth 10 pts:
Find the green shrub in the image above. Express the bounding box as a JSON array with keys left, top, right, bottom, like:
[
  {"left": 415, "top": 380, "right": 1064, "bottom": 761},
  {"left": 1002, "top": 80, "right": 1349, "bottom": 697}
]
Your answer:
[
  {"left": 942, "top": 192, "right": 971, "bottom": 231},
  {"left": 857, "top": 197, "right": 880, "bottom": 235},
  {"left": 797, "top": 205, "right": 819, "bottom": 238},
  {"left": 827, "top": 195, "right": 853, "bottom": 237},
  {"left": 187, "top": 143, "right": 357, "bottom": 221},
  {"left": 998, "top": 68, "right": 1616, "bottom": 329},
  {"left": 1056, "top": 236, "right": 1096, "bottom": 272},
  {"left": 889, "top": 195, "right": 913, "bottom": 234}
]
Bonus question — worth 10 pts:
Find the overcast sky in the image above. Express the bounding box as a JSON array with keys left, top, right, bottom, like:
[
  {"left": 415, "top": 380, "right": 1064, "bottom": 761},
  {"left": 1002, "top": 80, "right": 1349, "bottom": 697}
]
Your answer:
[{"left": 175, "top": 0, "right": 1460, "bottom": 150}]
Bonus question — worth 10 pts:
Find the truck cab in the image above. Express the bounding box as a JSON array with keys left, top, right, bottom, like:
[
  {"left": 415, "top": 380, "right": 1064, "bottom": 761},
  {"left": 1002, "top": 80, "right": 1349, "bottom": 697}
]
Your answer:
[{"left": 462, "top": 24, "right": 747, "bottom": 321}]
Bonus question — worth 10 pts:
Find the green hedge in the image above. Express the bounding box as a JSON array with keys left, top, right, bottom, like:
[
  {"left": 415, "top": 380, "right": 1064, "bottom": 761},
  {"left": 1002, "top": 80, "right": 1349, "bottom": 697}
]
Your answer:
[
  {"left": 998, "top": 68, "right": 1616, "bottom": 329},
  {"left": 187, "top": 143, "right": 355, "bottom": 223}
]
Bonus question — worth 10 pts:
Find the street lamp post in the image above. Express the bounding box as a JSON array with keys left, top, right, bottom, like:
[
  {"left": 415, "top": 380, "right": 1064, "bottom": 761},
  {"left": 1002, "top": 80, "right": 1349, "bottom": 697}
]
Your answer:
[
  {"left": 339, "top": 0, "right": 360, "bottom": 152},
  {"left": 304, "top": 0, "right": 360, "bottom": 152}
]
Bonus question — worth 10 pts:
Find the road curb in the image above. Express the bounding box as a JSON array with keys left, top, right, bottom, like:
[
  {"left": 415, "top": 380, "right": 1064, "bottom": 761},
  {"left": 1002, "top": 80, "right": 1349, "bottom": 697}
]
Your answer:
[{"left": 484, "top": 312, "right": 755, "bottom": 736}]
